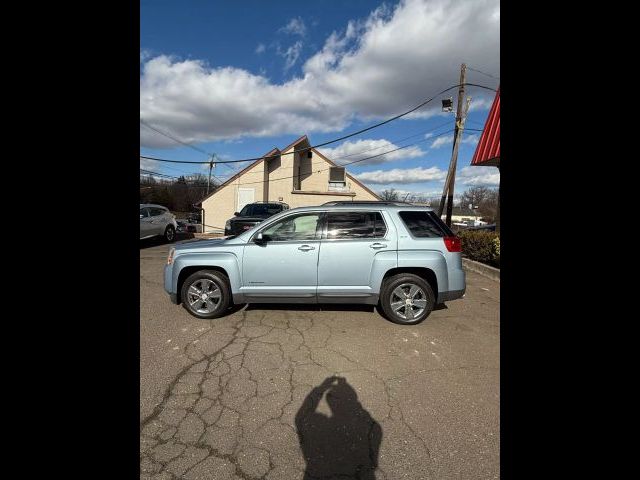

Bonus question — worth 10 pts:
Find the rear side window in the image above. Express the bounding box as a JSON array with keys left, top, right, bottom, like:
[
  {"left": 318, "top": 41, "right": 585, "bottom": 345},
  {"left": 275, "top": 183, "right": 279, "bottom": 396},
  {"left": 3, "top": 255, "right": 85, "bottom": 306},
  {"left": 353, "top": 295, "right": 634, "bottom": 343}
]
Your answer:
[
  {"left": 148, "top": 207, "right": 167, "bottom": 217},
  {"left": 398, "top": 211, "right": 453, "bottom": 238},
  {"left": 326, "top": 211, "right": 387, "bottom": 239}
]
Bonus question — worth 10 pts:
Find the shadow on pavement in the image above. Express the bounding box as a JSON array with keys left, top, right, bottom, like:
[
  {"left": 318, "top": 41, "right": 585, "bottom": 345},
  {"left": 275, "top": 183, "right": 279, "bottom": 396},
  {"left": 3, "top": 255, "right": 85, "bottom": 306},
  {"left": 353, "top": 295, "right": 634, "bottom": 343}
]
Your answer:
[{"left": 296, "top": 376, "right": 382, "bottom": 480}]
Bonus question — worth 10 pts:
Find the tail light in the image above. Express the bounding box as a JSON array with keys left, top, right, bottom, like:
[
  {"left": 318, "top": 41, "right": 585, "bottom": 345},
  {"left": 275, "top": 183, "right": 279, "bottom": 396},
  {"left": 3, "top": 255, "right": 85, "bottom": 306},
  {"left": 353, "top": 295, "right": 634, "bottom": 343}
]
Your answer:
[{"left": 443, "top": 236, "right": 461, "bottom": 252}]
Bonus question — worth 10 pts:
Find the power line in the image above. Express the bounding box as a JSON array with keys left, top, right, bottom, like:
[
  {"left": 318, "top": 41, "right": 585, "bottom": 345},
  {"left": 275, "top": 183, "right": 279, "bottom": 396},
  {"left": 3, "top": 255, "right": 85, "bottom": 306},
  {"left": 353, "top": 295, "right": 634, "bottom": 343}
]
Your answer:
[
  {"left": 140, "top": 118, "right": 233, "bottom": 180},
  {"left": 139, "top": 82, "right": 497, "bottom": 165},
  {"left": 220, "top": 129, "right": 454, "bottom": 188},
  {"left": 140, "top": 120, "right": 211, "bottom": 156},
  {"left": 466, "top": 66, "right": 500, "bottom": 80}
]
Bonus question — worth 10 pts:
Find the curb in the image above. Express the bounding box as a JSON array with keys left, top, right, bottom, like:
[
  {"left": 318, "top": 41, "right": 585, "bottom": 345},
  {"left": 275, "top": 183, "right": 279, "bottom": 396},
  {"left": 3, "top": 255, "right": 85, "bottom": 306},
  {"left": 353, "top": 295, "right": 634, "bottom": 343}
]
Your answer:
[{"left": 462, "top": 258, "right": 500, "bottom": 282}]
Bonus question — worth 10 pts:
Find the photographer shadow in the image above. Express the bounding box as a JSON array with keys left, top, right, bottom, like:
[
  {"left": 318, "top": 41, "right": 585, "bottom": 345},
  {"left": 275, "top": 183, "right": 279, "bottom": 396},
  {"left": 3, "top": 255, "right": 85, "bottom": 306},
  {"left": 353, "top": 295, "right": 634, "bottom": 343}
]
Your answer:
[{"left": 295, "top": 376, "right": 382, "bottom": 480}]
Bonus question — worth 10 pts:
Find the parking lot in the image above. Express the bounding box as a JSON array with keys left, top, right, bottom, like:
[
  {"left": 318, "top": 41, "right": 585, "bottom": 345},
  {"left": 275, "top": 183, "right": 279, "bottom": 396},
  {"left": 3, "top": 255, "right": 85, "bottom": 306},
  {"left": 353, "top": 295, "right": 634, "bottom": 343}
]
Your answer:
[{"left": 140, "top": 239, "right": 500, "bottom": 479}]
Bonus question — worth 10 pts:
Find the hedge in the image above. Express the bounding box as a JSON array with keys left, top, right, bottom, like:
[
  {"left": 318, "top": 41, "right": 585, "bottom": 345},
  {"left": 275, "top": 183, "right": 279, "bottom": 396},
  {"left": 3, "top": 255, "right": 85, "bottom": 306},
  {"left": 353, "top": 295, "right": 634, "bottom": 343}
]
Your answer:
[{"left": 458, "top": 230, "right": 500, "bottom": 268}]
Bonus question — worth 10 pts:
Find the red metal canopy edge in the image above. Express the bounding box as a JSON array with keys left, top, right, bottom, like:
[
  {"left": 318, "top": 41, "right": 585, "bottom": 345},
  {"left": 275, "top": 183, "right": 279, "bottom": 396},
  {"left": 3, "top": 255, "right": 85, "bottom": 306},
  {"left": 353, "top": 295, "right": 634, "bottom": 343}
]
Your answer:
[{"left": 471, "top": 86, "right": 500, "bottom": 166}]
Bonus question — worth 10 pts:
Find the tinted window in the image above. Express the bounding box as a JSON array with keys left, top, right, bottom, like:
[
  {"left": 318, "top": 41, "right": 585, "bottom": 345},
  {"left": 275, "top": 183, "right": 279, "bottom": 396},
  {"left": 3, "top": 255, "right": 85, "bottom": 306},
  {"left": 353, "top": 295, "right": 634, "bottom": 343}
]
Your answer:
[
  {"left": 398, "top": 211, "right": 453, "bottom": 238},
  {"left": 326, "top": 211, "right": 386, "bottom": 239},
  {"left": 140, "top": 208, "right": 149, "bottom": 218},
  {"left": 240, "top": 204, "right": 284, "bottom": 216},
  {"left": 148, "top": 207, "right": 167, "bottom": 217},
  {"left": 261, "top": 213, "right": 320, "bottom": 241}
]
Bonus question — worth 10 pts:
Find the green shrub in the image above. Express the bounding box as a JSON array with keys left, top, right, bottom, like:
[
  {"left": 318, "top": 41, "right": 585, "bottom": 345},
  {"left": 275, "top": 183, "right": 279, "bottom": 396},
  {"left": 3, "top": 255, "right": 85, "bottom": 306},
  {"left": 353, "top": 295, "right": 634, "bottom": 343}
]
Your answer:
[{"left": 458, "top": 230, "right": 500, "bottom": 268}]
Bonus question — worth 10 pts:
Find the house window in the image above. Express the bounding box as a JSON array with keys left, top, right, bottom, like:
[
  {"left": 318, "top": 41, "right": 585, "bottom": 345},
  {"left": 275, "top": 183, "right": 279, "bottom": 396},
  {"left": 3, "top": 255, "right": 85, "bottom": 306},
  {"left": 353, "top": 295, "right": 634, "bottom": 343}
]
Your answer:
[{"left": 328, "top": 166, "right": 346, "bottom": 191}]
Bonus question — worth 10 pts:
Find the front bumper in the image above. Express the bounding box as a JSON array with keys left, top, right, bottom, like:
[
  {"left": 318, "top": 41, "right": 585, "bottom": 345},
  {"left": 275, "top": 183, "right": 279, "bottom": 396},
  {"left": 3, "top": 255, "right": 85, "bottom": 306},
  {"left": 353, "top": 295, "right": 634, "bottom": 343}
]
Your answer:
[{"left": 164, "top": 263, "right": 174, "bottom": 295}]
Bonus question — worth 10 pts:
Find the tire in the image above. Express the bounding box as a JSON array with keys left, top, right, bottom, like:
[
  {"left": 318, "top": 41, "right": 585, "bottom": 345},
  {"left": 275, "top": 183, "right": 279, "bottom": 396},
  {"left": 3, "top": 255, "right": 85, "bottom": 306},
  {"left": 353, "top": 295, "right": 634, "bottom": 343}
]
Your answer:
[
  {"left": 180, "top": 270, "right": 231, "bottom": 319},
  {"left": 380, "top": 273, "right": 435, "bottom": 325},
  {"left": 164, "top": 225, "right": 175, "bottom": 243}
]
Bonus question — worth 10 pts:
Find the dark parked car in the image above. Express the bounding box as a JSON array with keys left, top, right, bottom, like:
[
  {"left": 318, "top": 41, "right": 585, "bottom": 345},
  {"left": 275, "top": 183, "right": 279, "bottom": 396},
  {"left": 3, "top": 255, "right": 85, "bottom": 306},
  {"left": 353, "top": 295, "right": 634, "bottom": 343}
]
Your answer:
[{"left": 225, "top": 201, "right": 289, "bottom": 236}]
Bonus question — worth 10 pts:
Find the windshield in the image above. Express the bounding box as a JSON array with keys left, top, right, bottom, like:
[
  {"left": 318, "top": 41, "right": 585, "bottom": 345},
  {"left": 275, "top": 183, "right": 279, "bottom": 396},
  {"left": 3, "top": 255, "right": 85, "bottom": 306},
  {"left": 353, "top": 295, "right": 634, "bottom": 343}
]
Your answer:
[{"left": 239, "top": 204, "right": 283, "bottom": 216}]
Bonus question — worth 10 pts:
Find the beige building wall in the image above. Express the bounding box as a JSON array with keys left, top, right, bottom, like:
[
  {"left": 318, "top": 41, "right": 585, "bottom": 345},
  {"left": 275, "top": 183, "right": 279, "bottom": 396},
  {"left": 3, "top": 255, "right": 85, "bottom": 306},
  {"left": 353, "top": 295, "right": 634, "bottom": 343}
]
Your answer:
[
  {"left": 201, "top": 160, "right": 266, "bottom": 231},
  {"left": 201, "top": 141, "right": 380, "bottom": 233}
]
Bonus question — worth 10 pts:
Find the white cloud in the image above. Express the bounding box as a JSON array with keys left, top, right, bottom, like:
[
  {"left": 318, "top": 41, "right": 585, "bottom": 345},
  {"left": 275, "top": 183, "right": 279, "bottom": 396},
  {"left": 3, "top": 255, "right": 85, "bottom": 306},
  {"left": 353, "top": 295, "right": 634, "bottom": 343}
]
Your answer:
[
  {"left": 430, "top": 133, "right": 479, "bottom": 149},
  {"left": 318, "top": 138, "right": 425, "bottom": 166},
  {"left": 356, "top": 166, "right": 446, "bottom": 184},
  {"left": 280, "top": 17, "right": 307, "bottom": 36},
  {"left": 278, "top": 41, "right": 303, "bottom": 71},
  {"left": 457, "top": 166, "right": 500, "bottom": 186},
  {"left": 140, "top": 0, "right": 499, "bottom": 147},
  {"left": 140, "top": 156, "right": 157, "bottom": 170},
  {"left": 255, "top": 43, "right": 266, "bottom": 54}
]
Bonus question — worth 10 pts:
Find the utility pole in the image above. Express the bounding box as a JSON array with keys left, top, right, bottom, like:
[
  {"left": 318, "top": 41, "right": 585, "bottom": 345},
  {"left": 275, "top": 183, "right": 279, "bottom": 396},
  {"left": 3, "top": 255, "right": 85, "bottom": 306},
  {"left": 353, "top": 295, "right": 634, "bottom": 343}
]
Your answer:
[
  {"left": 206, "top": 155, "right": 215, "bottom": 195},
  {"left": 444, "top": 96, "right": 471, "bottom": 226},
  {"left": 438, "top": 63, "right": 469, "bottom": 226}
]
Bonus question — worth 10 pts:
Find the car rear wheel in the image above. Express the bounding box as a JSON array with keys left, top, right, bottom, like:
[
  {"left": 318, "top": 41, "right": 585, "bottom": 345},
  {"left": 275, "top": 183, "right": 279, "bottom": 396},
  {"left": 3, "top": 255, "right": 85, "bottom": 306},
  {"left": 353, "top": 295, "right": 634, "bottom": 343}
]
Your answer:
[
  {"left": 164, "top": 225, "right": 175, "bottom": 243},
  {"left": 180, "top": 270, "right": 231, "bottom": 319},
  {"left": 380, "top": 273, "right": 435, "bottom": 325}
]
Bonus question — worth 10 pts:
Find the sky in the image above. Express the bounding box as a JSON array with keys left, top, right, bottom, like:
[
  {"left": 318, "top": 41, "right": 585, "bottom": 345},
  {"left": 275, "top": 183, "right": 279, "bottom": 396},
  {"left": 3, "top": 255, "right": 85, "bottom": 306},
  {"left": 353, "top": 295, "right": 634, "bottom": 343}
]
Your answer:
[{"left": 140, "top": 0, "right": 500, "bottom": 202}]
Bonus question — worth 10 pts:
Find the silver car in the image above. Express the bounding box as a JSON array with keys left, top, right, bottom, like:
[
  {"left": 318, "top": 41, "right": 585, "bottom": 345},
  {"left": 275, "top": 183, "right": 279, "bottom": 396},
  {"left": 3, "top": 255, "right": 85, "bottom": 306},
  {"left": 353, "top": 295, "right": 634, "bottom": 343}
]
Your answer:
[
  {"left": 140, "top": 204, "right": 178, "bottom": 242},
  {"left": 164, "top": 201, "right": 465, "bottom": 325}
]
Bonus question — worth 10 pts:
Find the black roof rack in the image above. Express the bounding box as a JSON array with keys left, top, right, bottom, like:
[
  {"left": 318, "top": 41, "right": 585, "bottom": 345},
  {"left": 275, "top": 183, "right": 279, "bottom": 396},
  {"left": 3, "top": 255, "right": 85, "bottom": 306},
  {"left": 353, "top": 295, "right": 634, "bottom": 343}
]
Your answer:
[{"left": 321, "top": 200, "right": 415, "bottom": 206}]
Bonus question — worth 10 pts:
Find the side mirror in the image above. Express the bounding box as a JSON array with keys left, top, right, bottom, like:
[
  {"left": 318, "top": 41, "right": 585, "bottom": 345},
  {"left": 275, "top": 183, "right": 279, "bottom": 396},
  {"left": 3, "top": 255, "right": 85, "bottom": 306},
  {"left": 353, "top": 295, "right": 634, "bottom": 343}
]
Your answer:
[
  {"left": 234, "top": 212, "right": 240, "bottom": 216},
  {"left": 254, "top": 232, "right": 269, "bottom": 244}
]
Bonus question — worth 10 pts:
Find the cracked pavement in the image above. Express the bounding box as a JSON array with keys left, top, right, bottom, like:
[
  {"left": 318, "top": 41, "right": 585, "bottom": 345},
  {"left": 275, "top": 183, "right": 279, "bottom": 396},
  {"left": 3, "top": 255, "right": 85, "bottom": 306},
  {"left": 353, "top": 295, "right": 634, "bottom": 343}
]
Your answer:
[{"left": 140, "top": 241, "right": 500, "bottom": 479}]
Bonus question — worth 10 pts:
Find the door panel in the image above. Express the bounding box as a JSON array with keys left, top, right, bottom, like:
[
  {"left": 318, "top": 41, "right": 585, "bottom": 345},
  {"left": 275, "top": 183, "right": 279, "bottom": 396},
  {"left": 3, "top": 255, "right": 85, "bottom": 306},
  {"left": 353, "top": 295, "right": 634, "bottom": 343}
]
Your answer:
[
  {"left": 140, "top": 208, "right": 153, "bottom": 239},
  {"left": 241, "top": 213, "right": 321, "bottom": 301},
  {"left": 148, "top": 207, "right": 166, "bottom": 236},
  {"left": 317, "top": 211, "right": 397, "bottom": 300}
]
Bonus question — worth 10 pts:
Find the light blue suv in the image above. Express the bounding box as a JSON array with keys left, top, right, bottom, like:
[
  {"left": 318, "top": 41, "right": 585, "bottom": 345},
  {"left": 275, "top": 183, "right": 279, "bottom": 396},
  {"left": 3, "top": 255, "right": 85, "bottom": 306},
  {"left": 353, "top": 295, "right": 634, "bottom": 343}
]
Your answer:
[{"left": 164, "top": 201, "right": 465, "bottom": 325}]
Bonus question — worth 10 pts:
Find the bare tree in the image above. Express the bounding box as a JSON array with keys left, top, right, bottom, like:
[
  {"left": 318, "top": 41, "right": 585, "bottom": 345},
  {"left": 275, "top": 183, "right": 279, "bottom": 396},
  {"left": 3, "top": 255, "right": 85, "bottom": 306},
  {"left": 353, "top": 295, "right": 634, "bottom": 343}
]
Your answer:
[
  {"left": 381, "top": 188, "right": 399, "bottom": 201},
  {"left": 459, "top": 186, "right": 498, "bottom": 221}
]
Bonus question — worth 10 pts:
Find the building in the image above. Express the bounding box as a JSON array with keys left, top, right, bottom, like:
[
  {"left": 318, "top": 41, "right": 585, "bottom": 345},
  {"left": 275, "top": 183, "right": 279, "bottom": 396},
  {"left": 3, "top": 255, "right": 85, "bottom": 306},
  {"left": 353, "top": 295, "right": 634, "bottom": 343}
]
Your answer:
[
  {"left": 199, "top": 135, "right": 380, "bottom": 232},
  {"left": 441, "top": 207, "right": 487, "bottom": 226},
  {"left": 471, "top": 86, "right": 500, "bottom": 231}
]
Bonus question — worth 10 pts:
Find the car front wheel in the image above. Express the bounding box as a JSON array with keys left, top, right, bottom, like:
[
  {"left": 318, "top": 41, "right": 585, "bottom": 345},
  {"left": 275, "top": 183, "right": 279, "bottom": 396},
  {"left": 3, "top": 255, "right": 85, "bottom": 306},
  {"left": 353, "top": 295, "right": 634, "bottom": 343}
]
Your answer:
[
  {"left": 180, "top": 270, "right": 231, "bottom": 319},
  {"left": 164, "top": 225, "right": 175, "bottom": 243},
  {"left": 380, "top": 273, "right": 435, "bottom": 325}
]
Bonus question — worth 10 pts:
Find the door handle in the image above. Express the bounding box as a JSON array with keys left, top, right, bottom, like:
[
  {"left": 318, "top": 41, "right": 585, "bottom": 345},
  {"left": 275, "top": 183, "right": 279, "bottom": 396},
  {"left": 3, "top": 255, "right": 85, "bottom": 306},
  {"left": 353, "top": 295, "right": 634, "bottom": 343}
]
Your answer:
[
  {"left": 370, "top": 243, "right": 387, "bottom": 249},
  {"left": 298, "top": 245, "right": 316, "bottom": 251}
]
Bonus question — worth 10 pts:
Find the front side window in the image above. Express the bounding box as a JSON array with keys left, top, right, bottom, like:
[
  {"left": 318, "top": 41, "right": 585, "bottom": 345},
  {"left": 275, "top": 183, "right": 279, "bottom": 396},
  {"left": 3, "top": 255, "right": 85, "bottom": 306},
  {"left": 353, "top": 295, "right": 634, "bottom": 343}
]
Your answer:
[
  {"left": 140, "top": 208, "right": 149, "bottom": 218},
  {"left": 326, "top": 211, "right": 386, "bottom": 239},
  {"left": 261, "top": 213, "right": 321, "bottom": 241}
]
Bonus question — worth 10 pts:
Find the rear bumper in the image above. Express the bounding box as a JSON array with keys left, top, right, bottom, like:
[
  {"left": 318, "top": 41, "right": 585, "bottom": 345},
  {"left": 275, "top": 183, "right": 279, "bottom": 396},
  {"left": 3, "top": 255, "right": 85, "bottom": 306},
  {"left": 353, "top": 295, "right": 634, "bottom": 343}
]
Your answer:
[
  {"left": 437, "top": 289, "right": 465, "bottom": 303},
  {"left": 169, "top": 293, "right": 178, "bottom": 304}
]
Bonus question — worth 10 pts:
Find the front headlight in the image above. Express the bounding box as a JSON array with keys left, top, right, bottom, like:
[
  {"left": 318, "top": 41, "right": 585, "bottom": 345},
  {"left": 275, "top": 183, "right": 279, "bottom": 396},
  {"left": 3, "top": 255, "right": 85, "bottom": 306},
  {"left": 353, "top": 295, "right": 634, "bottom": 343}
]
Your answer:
[
  {"left": 167, "top": 247, "right": 176, "bottom": 265},
  {"left": 225, "top": 219, "right": 231, "bottom": 229}
]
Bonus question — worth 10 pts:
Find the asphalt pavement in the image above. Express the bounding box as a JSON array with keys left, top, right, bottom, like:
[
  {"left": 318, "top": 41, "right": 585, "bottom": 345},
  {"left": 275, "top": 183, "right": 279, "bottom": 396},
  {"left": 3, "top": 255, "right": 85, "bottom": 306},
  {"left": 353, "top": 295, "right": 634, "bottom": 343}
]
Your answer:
[{"left": 140, "top": 240, "right": 500, "bottom": 479}]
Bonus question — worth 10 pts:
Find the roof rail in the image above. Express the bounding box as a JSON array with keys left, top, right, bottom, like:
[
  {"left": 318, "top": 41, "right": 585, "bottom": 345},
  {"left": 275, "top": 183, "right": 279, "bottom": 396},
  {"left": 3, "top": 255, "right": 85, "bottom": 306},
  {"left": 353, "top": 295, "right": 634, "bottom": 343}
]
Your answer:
[{"left": 321, "top": 200, "right": 414, "bottom": 206}]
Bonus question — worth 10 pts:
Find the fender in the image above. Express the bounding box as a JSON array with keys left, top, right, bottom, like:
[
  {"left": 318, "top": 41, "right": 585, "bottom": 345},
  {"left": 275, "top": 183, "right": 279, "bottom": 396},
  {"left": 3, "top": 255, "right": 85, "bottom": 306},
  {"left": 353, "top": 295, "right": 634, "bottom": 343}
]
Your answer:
[
  {"left": 394, "top": 250, "right": 449, "bottom": 293},
  {"left": 170, "top": 251, "right": 242, "bottom": 296}
]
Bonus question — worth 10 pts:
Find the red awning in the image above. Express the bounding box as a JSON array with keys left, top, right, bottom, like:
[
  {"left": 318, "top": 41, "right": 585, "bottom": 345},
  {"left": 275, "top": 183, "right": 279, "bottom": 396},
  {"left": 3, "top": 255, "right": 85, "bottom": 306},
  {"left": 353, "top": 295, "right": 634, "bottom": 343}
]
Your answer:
[{"left": 471, "top": 86, "right": 500, "bottom": 166}]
